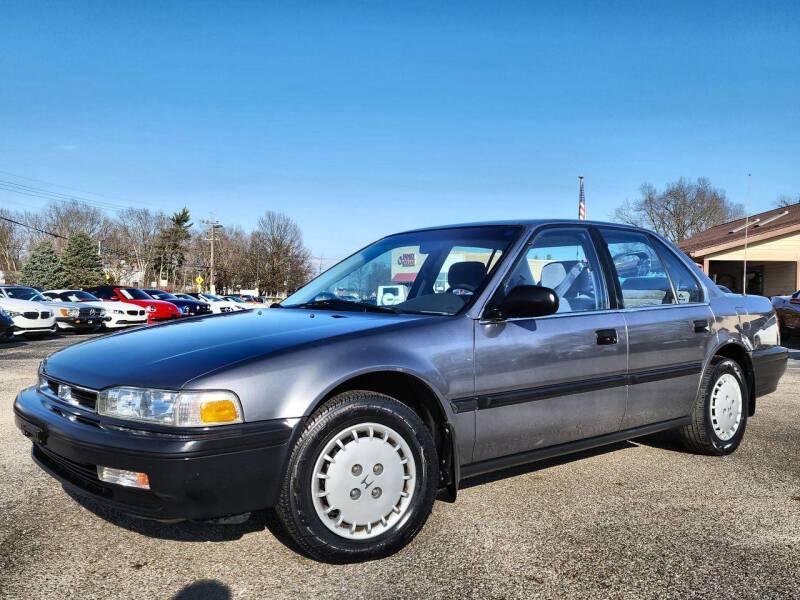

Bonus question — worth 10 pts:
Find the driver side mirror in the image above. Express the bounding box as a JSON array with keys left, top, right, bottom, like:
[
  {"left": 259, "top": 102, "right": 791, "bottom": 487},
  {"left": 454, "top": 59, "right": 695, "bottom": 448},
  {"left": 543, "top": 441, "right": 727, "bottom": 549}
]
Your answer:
[{"left": 486, "top": 285, "right": 559, "bottom": 320}]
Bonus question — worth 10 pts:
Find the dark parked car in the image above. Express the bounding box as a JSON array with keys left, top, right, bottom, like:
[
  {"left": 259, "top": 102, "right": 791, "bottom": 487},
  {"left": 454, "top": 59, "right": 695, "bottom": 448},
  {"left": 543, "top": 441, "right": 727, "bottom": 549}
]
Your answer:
[
  {"left": 0, "top": 308, "right": 15, "bottom": 341},
  {"left": 771, "top": 291, "right": 800, "bottom": 339},
  {"left": 142, "top": 289, "right": 213, "bottom": 317},
  {"left": 15, "top": 220, "right": 787, "bottom": 562}
]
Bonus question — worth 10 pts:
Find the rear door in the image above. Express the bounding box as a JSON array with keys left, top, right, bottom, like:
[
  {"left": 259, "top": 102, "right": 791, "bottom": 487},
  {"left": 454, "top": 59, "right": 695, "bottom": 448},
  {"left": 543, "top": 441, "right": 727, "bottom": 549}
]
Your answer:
[
  {"left": 471, "top": 226, "right": 628, "bottom": 463},
  {"left": 596, "top": 228, "right": 716, "bottom": 429}
]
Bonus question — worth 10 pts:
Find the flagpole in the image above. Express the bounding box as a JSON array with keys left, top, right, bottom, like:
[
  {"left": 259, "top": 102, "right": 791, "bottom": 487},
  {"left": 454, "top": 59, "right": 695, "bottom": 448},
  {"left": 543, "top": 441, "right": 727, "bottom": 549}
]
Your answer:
[{"left": 742, "top": 173, "right": 751, "bottom": 295}]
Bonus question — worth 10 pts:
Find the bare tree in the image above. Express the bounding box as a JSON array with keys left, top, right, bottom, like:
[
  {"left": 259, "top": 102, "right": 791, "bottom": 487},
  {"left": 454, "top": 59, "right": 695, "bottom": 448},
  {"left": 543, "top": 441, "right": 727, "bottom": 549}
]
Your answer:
[
  {"left": 251, "top": 211, "right": 313, "bottom": 296},
  {"left": 115, "top": 208, "right": 168, "bottom": 285},
  {"left": 26, "top": 200, "right": 113, "bottom": 251},
  {"left": 613, "top": 177, "right": 743, "bottom": 242},
  {"left": 0, "top": 208, "right": 26, "bottom": 281},
  {"left": 774, "top": 194, "right": 800, "bottom": 208}
]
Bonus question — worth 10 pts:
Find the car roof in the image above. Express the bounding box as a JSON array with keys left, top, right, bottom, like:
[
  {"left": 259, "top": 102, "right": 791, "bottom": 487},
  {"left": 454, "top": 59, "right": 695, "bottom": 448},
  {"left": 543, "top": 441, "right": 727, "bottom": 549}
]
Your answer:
[{"left": 394, "top": 219, "right": 649, "bottom": 235}]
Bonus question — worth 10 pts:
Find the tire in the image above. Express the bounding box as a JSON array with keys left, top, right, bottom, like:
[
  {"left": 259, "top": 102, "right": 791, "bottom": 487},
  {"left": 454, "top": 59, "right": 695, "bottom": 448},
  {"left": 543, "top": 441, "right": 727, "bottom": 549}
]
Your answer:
[
  {"left": 678, "top": 357, "right": 748, "bottom": 455},
  {"left": 275, "top": 391, "right": 439, "bottom": 563}
]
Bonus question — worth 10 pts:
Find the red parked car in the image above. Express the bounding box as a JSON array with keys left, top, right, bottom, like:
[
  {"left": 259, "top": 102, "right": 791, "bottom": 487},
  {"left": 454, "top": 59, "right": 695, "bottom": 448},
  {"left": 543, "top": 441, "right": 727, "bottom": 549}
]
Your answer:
[{"left": 85, "top": 286, "right": 182, "bottom": 324}]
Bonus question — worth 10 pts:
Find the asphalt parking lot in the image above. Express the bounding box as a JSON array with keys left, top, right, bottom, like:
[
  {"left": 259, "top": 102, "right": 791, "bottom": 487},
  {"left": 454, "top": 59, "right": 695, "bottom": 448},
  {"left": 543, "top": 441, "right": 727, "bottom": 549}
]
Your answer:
[{"left": 1, "top": 333, "right": 798, "bottom": 600}]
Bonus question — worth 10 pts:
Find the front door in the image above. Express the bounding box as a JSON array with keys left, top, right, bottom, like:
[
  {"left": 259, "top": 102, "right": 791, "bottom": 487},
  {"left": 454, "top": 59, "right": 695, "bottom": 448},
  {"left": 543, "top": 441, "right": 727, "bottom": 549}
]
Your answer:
[
  {"left": 472, "top": 227, "right": 628, "bottom": 463},
  {"left": 596, "top": 228, "right": 716, "bottom": 429}
]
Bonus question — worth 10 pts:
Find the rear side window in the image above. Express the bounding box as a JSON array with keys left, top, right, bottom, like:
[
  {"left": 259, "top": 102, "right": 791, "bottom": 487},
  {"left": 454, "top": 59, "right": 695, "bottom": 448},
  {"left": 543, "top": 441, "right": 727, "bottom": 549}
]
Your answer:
[
  {"left": 653, "top": 239, "right": 703, "bottom": 304},
  {"left": 598, "top": 229, "right": 674, "bottom": 308}
]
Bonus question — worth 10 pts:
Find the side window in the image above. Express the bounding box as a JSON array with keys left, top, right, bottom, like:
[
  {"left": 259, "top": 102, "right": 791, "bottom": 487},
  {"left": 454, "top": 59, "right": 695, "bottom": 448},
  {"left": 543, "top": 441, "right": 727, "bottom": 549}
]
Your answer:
[
  {"left": 598, "top": 229, "right": 675, "bottom": 308},
  {"left": 502, "top": 228, "right": 607, "bottom": 313},
  {"left": 653, "top": 239, "right": 703, "bottom": 303}
]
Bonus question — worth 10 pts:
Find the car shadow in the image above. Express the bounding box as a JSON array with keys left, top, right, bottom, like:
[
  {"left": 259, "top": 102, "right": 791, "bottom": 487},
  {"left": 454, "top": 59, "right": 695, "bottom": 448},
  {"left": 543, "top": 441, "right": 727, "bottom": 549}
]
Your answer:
[
  {"left": 65, "top": 488, "right": 316, "bottom": 558},
  {"left": 458, "top": 441, "right": 636, "bottom": 489},
  {"left": 66, "top": 488, "right": 266, "bottom": 542},
  {"left": 171, "top": 580, "right": 231, "bottom": 600}
]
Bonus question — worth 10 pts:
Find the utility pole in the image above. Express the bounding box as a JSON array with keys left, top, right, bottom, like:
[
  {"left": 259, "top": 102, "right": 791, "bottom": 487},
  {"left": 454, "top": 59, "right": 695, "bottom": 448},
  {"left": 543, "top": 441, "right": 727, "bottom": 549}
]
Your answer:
[{"left": 204, "top": 214, "right": 223, "bottom": 294}]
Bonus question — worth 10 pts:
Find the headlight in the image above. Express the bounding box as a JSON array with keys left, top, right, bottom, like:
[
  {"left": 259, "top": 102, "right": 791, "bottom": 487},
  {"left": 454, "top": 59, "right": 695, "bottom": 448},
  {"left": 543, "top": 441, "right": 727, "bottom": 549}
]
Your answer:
[
  {"left": 8, "top": 311, "right": 22, "bottom": 318},
  {"left": 59, "top": 308, "right": 79, "bottom": 317},
  {"left": 180, "top": 305, "right": 190, "bottom": 314},
  {"left": 112, "top": 309, "right": 124, "bottom": 315},
  {"left": 145, "top": 305, "right": 156, "bottom": 313},
  {"left": 97, "top": 387, "right": 243, "bottom": 427}
]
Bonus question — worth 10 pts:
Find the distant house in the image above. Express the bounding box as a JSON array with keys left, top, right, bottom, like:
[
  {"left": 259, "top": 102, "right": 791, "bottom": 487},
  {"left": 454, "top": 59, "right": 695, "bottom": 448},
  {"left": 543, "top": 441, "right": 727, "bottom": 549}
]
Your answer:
[{"left": 678, "top": 203, "right": 800, "bottom": 297}]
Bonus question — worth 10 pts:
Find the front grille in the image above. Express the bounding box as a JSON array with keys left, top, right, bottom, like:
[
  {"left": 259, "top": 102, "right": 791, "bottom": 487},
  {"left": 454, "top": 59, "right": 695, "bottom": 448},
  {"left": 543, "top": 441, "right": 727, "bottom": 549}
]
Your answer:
[
  {"left": 126, "top": 309, "right": 139, "bottom": 316},
  {"left": 45, "top": 377, "right": 98, "bottom": 411},
  {"left": 23, "top": 311, "right": 38, "bottom": 319},
  {"left": 40, "top": 311, "right": 50, "bottom": 318},
  {"left": 78, "top": 307, "right": 100, "bottom": 317}
]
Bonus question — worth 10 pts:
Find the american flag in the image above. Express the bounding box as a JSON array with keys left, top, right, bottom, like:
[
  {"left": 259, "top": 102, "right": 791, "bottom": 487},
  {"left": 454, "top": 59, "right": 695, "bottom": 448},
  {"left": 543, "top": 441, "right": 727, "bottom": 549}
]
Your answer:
[{"left": 578, "top": 176, "right": 586, "bottom": 220}]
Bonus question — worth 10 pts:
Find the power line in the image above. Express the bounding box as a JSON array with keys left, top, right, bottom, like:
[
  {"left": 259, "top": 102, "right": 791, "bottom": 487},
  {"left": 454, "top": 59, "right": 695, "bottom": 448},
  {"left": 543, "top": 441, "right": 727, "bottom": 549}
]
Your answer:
[
  {"left": 0, "top": 169, "right": 163, "bottom": 210},
  {"left": 0, "top": 214, "right": 67, "bottom": 239},
  {"left": 0, "top": 179, "right": 131, "bottom": 211}
]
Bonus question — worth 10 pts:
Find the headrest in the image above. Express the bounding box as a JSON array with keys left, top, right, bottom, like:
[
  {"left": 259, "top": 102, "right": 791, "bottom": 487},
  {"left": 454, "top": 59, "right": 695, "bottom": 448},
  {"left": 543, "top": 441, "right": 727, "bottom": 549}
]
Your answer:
[
  {"left": 448, "top": 261, "right": 487, "bottom": 290},
  {"left": 540, "top": 261, "right": 576, "bottom": 289}
]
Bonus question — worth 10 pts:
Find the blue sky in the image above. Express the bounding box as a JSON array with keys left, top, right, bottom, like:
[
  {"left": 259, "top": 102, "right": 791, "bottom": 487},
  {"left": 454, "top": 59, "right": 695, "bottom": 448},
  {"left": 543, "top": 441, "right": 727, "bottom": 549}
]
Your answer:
[{"left": 1, "top": 1, "right": 798, "bottom": 264}]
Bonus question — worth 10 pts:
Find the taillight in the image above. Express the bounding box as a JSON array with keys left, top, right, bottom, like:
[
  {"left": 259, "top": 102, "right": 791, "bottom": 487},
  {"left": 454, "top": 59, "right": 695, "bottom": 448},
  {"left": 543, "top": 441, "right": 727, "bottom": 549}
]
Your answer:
[{"left": 790, "top": 299, "right": 800, "bottom": 304}]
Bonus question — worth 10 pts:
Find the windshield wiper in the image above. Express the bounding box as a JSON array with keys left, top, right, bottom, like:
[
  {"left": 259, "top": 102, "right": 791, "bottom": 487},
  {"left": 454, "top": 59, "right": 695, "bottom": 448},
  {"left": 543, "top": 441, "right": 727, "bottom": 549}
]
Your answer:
[{"left": 289, "top": 298, "right": 401, "bottom": 314}]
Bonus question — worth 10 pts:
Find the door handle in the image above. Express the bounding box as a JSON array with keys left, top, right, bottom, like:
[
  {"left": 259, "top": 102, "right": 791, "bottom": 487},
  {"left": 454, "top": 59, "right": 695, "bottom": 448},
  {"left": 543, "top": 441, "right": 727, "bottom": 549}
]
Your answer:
[
  {"left": 693, "top": 320, "right": 709, "bottom": 333},
  {"left": 595, "top": 329, "right": 618, "bottom": 345}
]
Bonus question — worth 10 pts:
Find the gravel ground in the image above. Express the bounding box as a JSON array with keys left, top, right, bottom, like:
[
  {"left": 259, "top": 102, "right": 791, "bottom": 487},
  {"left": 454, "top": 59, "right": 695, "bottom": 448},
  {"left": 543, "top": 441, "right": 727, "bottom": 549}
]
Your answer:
[{"left": 1, "top": 333, "right": 798, "bottom": 600}]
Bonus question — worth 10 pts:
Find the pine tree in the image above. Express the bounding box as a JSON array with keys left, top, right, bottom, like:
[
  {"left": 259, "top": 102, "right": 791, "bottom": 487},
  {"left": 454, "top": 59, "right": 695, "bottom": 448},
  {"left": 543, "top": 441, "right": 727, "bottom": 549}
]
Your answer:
[
  {"left": 155, "top": 207, "right": 193, "bottom": 287},
  {"left": 62, "top": 232, "right": 105, "bottom": 288},
  {"left": 19, "top": 240, "right": 68, "bottom": 289}
]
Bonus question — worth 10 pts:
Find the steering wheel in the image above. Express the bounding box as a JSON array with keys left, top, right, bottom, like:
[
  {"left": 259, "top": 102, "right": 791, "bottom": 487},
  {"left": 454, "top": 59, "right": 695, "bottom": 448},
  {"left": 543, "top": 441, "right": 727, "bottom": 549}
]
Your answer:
[{"left": 447, "top": 282, "right": 476, "bottom": 295}]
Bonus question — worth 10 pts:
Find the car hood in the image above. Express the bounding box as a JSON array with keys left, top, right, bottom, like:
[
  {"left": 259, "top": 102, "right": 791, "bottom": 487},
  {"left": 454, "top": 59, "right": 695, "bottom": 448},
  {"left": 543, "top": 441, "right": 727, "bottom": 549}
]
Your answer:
[
  {"left": 37, "top": 300, "right": 91, "bottom": 311},
  {"left": 43, "top": 308, "right": 432, "bottom": 390},
  {"left": 81, "top": 300, "right": 133, "bottom": 312},
  {"left": 123, "top": 298, "right": 179, "bottom": 310},
  {"left": 0, "top": 297, "right": 51, "bottom": 311}
]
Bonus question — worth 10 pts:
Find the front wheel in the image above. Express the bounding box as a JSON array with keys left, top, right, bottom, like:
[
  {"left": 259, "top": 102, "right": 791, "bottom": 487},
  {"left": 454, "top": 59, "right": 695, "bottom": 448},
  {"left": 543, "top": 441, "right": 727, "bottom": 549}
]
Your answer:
[
  {"left": 678, "top": 357, "right": 747, "bottom": 455},
  {"left": 275, "top": 391, "right": 438, "bottom": 563}
]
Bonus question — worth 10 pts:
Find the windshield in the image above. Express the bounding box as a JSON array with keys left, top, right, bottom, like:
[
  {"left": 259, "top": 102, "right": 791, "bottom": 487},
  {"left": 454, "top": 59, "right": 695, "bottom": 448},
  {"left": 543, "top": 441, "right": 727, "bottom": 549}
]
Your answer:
[
  {"left": 202, "top": 294, "right": 223, "bottom": 301},
  {"left": 146, "top": 290, "right": 178, "bottom": 300},
  {"left": 226, "top": 296, "right": 246, "bottom": 303},
  {"left": 63, "top": 291, "right": 100, "bottom": 302},
  {"left": 3, "top": 287, "right": 47, "bottom": 301},
  {"left": 119, "top": 288, "right": 153, "bottom": 300},
  {"left": 283, "top": 226, "right": 519, "bottom": 315}
]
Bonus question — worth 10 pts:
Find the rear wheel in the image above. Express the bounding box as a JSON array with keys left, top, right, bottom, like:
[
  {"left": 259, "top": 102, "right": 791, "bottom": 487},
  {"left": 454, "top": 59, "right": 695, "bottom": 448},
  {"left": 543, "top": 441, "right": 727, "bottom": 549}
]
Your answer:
[
  {"left": 275, "top": 391, "right": 438, "bottom": 563},
  {"left": 678, "top": 357, "right": 747, "bottom": 455}
]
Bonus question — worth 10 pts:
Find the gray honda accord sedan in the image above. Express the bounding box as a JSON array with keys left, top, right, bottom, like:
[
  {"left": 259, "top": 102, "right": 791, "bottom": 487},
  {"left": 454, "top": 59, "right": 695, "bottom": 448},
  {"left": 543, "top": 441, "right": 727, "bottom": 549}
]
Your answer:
[{"left": 15, "top": 220, "right": 788, "bottom": 562}]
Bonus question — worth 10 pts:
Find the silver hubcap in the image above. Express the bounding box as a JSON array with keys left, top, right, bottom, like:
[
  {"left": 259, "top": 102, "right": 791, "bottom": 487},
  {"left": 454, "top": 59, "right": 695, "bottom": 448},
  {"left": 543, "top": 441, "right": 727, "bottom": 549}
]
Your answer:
[
  {"left": 311, "top": 422, "right": 417, "bottom": 540},
  {"left": 710, "top": 373, "right": 743, "bottom": 441}
]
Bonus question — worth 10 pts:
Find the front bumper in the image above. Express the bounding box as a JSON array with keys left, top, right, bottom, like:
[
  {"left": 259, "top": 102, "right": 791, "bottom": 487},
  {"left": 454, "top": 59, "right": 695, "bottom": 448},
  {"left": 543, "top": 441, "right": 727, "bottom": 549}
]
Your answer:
[
  {"left": 13, "top": 322, "right": 57, "bottom": 335},
  {"left": 148, "top": 314, "right": 180, "bottom": 324},
  {"left": 56, "top": 316, "right": 103, "bottom": 330},
  {"left": 14, "top": 386, "right": 301, "bottom": 521}
]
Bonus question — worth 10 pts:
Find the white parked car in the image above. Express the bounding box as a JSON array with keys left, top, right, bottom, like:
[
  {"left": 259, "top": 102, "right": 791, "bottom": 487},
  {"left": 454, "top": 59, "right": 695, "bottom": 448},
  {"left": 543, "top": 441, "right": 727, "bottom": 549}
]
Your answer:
[
  {"left": 0, "top": 285, "right": 103, "bottom": 333},
  {"left": 183, "top": 292, "right": 249, "bottom": 313},
  {"left": 0, "top": 294, "right": 57, "bottom": 337},
  {"left": 43, "top": 290, "right": 147, "bottom": 330}
]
